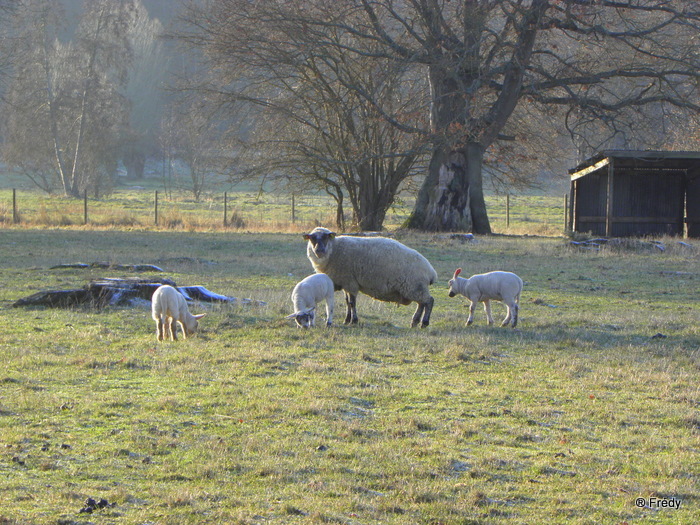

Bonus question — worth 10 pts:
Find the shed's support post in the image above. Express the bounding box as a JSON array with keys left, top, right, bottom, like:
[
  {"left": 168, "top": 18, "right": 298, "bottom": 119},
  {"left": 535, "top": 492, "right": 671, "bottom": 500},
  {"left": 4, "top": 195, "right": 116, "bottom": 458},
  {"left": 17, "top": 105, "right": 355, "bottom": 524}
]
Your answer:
[{"left": 605, "top": 158, "right": 614, "bottom": 237}]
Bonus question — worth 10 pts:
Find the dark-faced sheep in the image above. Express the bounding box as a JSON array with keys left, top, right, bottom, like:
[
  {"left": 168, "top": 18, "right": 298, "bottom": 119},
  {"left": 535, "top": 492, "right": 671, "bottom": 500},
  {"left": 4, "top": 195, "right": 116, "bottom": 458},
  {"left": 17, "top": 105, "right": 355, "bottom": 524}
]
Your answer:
[{"left": 304, "top": 227, "right": 437, "bottom": 328}]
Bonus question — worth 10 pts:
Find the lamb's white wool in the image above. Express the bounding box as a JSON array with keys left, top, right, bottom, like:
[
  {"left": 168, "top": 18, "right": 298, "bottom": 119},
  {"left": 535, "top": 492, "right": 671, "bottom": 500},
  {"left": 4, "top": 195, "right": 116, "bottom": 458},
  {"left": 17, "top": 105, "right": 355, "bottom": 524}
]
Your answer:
[
  {"left": 151, "top": 285, "right": 205, "bottom": 341},
  {"left": 286, "top": 273, "right": 335, "bottom": 328},
  {"left": 448, "top": 268, "right": 523, "bottom": 328},
  {"left": 304, "top": 227, "right": 438, "bottom": 327}
]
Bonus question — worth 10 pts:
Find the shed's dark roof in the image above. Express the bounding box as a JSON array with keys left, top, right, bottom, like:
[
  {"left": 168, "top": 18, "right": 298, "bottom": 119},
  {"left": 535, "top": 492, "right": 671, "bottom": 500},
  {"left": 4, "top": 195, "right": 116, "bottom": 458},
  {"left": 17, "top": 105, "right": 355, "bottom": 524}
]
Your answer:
[{"left": 570, "top": 150, "right": 700, "bottom": 177}]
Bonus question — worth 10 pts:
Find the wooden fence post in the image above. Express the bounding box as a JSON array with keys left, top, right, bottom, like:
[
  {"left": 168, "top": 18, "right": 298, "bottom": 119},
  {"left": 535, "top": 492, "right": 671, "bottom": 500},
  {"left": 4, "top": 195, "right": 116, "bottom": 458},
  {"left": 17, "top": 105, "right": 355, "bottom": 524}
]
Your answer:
[
  {"left": 564, "top": 193, "right": 568, "bottom": 233},
  {"left": 506, "top": 194, "right": 510, "bottom": 229},
  {"left": 84, "top": 191, "right": 88, "bottom": 225},
  {"left": 292, "top": 194, "right": 296, "bottom": 223},
  {"left": 12, "top": 188, "right": 18, "bottom": 224},
  {"left": 224, "top": 192, "right": 228, "bottom": 227},
  {"left": 154, "top": 191, "right": 159, "bottom": 226}
]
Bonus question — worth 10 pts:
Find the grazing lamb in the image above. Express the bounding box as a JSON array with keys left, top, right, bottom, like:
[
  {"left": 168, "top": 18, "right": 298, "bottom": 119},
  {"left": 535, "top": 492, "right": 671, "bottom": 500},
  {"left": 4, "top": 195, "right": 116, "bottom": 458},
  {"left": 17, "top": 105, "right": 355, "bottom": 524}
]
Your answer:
[
  {"left": 304, "top": 227, "right": 438, "bottom": 328},
  {"left": 151, "top": 285, "right": 205, "bottom": 341},
  {"left": 286, "top": 273, "right": 335, "bottom": 328},
  {"left": 448, "top": 268, "right": 523, "bottom": 328}
]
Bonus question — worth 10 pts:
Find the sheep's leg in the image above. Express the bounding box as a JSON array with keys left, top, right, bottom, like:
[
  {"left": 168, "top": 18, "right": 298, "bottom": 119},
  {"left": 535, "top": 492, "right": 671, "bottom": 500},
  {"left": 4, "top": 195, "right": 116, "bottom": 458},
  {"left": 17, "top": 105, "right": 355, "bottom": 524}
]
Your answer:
[
  {"left": 511, "top": 303, "right": 519, "bottom": 328},
  {"left": 411, "top": 303, "right": 425, "bottom": 328},
  {"left": 466, "top": 301, "right": 476, "bottom": 325},
  {"left": 344, "top": 292, "right": 358, "bottom": 324},
  {"left": 325, "top": 297, "right": 334, "bottom": 327},
  {"left": 501, "top": 302, "right": 512, "bottom": 327},
  {"left": 419, "top": 296, "right": 434, "bottom": 328},
  {"left": 484, "top": 300, "right": 494, "bottom": 325},
  {"left": 167, "top": 318, "right": 177, "bottom": 341},
  {"left": 156, "top": 318, "right": 164, "bottom": 341}
]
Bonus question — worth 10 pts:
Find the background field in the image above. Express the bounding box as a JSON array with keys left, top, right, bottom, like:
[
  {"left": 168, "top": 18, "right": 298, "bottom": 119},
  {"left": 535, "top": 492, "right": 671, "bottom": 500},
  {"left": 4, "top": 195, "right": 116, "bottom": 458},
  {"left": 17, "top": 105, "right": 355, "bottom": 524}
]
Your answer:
[
  {"left": 1, "top": 229, "right": 699, "bottom": 524},
  {"left": 0, "top": 182, "right": 570, "bottom": 236}
]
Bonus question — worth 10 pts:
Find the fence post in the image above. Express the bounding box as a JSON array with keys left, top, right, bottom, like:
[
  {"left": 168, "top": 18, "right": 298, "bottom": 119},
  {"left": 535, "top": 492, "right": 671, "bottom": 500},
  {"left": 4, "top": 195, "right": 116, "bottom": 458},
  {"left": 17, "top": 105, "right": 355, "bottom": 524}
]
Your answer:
[
  {"left": 564, "top": 193, "right": 568, "bottom": 234},
  {"left": 12, "top": 188, "right": 18, "bottom": 224},
  {"left": 84, "top": 191, "right": 88, "bottom": 225},
  {"left": 291, "top": 194, "right": 296, "bottom": 223},
  {"left": 224, "top": 191, "right": 228, "bottom": 227},
  {"left": 506, "top": 194, "right": 510, "bottom": 229},
  {"left": 154, "top": 190, "right": 158, "bottom": 226}
]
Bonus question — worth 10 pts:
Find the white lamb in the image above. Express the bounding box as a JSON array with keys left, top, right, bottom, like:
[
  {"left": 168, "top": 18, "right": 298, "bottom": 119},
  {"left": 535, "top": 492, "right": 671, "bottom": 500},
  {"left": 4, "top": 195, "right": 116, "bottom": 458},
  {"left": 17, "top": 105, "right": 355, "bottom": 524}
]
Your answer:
[
  {"left": 304, "top": 227, "right": 438, "bottom": 327},
  {"left": 448, "top": 268, "right": 523, "bottom": 328},
  {"left": 151, "top": 285, "right": 205, "bottom": 341},
  {"left": 285, "top": 273, "right": 335, "bottom": 328}
]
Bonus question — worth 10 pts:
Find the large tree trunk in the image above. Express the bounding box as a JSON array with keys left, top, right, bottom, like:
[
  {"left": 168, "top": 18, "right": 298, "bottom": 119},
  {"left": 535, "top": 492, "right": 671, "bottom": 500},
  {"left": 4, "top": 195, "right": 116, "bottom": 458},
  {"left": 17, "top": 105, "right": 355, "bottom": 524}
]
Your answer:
[
  {"left": 464, "top": 143, "right": 491, "bottom": 234},
  {"left": 406, "top": 44, "right": 492, "bottom": 233},
  {"left": 123, "top": 147, "right": 146, "bottom": 179},
  {"left": 407, "top": 142, "right": 491, "bottom": 233}
]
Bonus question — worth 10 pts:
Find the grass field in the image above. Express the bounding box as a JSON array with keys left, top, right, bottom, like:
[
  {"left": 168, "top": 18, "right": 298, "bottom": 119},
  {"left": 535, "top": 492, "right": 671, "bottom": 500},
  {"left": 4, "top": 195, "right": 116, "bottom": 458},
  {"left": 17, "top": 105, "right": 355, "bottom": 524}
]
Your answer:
[{"left": 1, "top": 228, "right": 699, "bottom": 524}]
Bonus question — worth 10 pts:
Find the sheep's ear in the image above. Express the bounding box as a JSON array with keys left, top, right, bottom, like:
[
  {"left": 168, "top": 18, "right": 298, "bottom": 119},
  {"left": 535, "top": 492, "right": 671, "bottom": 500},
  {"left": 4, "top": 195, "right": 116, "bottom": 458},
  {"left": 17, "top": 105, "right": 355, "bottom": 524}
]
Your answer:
[
  {"left": 454, "top": 268, "right": 462, "bottom": 279},
  {"left": 193, "top": 313, "right": 206, "bottom": 320},
  {"left": 329, "top": 232, "right": 336, "bottom": 239},
  {"left": 285, "top": 313, "right": 298, "bottom": 319},
  {"left": 303, "top": 234, "right": 311, "bottom": 240},
  {"left": 303, "top": 306, "right": 316, "bottom": 314}
]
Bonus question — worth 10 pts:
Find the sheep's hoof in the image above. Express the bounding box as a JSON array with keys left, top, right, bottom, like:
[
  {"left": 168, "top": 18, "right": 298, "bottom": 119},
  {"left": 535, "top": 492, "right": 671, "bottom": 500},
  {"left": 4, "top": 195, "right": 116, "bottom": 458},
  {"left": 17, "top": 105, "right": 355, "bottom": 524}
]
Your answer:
[{"left": 420, "top": 322, "right": 429, "bottom": 329}]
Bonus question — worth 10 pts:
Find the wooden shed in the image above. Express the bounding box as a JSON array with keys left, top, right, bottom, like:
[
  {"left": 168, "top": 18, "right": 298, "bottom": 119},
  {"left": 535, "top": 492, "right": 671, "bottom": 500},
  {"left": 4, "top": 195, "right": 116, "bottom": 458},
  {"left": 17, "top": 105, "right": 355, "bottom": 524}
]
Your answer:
[{"left": 569, "top": 150, "right": 700, "bottom": 238}]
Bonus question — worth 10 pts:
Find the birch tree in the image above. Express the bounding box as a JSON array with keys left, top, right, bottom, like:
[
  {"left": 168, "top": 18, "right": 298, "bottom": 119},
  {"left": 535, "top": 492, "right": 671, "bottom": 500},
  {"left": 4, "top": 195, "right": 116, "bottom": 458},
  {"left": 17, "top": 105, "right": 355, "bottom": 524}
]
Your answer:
[{"left": 2, "top": 0, "right": 133, "bottom": 197}]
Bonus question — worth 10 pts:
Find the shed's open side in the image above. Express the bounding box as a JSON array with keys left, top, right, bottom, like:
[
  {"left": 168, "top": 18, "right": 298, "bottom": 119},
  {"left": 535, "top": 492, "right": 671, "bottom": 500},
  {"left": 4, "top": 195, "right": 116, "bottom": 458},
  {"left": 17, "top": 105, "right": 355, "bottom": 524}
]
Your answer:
[{"left": 569, "top": 150, "right": 700, "bottom": 238}]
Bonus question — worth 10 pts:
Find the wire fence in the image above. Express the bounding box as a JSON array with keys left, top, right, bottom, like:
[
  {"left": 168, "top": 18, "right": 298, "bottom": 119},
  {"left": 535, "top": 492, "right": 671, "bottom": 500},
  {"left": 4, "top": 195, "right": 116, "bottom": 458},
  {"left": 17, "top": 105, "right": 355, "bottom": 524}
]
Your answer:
[{"left": 0, "top": 188, "right": 570, "bottom": 235}]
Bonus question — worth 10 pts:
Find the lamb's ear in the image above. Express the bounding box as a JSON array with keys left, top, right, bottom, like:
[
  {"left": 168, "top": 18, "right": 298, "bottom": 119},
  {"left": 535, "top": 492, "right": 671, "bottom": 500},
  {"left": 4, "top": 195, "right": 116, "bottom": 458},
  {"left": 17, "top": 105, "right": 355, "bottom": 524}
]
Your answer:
[
  {"left": 328, "top": 232, "right": 336, "bottom": 239},
  {"left": 454, "top": 268, "right": 462, "bottom": 279},
  {"left": 285, "top": 313, "right": 298, "bottom": 319},
  {"left": 303, "top": 234, "right": 311, "bottom": 240},
  {"left": 193, "top": 313, "right": 206, "bottom": 320},
  {"left": 303, "top": 306, "right": 316, "bottom": 314}
]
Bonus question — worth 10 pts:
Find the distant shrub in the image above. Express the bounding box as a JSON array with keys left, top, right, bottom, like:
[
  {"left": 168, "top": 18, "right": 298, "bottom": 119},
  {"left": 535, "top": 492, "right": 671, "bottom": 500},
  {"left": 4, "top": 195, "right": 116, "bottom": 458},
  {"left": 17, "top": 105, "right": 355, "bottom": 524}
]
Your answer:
[{"left": 226, "top": 209, "right": 247, "bottom": 229}]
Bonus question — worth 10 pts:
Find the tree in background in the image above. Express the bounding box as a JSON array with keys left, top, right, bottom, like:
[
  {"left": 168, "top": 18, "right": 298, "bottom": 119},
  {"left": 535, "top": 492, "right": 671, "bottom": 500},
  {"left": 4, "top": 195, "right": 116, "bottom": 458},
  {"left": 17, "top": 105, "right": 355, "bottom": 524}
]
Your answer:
[
  {"left": 176, "top": 0, "right": 429, "bottom": 231},
  {"left": 121, "top": 0, "right": 167, "bottom": 180},
  {"left": 1, "top": 0, "right": 168, "bottom": 197},
  {"left": 343, "top": 1, "right": 699, "bottom": 233},
  {"left": 176, "top": 0, "right": 699, "bottom": 233},
  {"left": 0, "top": 1, "right": 18, "bottom": 97},
  {"left": 159, "top": 95, "right": 228, "bottom": 201}
]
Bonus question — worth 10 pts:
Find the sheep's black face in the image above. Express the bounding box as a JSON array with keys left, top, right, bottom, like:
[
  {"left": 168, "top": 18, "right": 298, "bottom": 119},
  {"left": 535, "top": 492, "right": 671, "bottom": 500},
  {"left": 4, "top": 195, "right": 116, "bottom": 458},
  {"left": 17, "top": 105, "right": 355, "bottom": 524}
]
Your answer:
[{"left": 304, "top": 228, "right": 335, "bottom": 258}]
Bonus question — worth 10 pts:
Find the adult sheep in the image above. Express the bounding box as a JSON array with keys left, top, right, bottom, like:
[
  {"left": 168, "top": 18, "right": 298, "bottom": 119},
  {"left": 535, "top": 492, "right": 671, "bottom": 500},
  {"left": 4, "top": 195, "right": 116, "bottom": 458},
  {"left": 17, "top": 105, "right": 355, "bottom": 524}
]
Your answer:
[{"left": 304, "top": 227, "right": 438, "bottom": 328}]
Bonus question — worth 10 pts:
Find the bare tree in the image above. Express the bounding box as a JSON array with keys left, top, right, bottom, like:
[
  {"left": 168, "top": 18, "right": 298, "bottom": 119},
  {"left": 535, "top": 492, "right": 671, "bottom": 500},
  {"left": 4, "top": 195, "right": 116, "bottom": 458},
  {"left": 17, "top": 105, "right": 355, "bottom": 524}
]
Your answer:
[
  {"left": 121, "top": 0, "right": 167, "bottom": 180},
  {"left": 332, "top": 1, "right": 699, "bottom": 233},
  {"left": 175, "top": 1, "right": 699, "bottom": 233},
  {"left": 2, "top": 0, "right": 133, "bottom": 197},
  {"left": 0, "top": 1, "right": 19, "bottom": 97},
  {"left": 175, "top": 0, "right": 429, "bottom": 231},
  {"left": 159, "top": 96, "right": 225, "bottom": 201}
]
